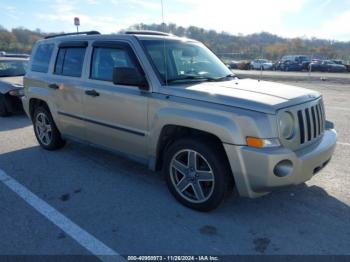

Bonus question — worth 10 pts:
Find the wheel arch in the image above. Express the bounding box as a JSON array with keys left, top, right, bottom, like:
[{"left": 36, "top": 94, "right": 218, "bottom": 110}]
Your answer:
[
  {"left": 29, "top": 98, "right": 50, "bottom": 120},
  {"left": 153, "top": 124, "right": 231, "bottom": 175},
  {"left": 148, "top": 108, "right": 241, "bottom": 171}
]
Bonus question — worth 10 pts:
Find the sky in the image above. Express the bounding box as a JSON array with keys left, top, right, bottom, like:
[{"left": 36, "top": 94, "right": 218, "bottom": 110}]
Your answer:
[{"left": 1, "top": 0, "right": 350, "bottom": 41}]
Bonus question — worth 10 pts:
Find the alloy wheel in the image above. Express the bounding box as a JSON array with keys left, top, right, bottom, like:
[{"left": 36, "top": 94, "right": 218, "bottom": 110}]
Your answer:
[
  {"left": 35, "top": 112, "right": 53, "bottom": 146},
  {"left": 169, "top": 149, "right": 215, "bottom": 204}
]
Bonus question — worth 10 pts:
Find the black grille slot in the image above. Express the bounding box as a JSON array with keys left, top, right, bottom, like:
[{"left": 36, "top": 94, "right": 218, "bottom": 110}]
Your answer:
[
  {"left": 305, "top": 108, "right": 312, "bottom": 141},
  {"left": 319, "top": 103, "right": 325, "bottom": 131},
  {"left": 297, "top": 110, "right": 305, "bottom": 144},
  {"left": 311, "top": 106, "right": 317, "bottom": 138},
  {"left": 315, "top": 104, "right": 321, "bottom": 135}
]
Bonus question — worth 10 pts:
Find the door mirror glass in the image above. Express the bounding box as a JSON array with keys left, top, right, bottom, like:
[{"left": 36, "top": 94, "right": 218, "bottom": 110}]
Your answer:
[{"left": 113, "top": 67, "right": 149, "bottom": 90}]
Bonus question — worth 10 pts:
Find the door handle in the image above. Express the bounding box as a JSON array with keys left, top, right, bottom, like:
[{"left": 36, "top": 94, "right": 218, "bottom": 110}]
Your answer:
[
  {"left": 85, "top": 89, "right": 100, "bottom": 97},
  {"left": 48, "top": 83, "right": 59, "bottom": 90}
]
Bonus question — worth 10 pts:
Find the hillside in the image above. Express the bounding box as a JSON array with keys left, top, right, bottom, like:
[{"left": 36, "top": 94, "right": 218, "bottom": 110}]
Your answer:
[
  {"left": 129, "top": 23, "right": 350, "bottom": 61},
  {"left": 1, "top": 23, "right": 350, "bottom": 61}
]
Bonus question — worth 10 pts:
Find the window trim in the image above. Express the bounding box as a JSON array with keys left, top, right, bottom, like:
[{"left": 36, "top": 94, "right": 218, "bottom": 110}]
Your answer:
[{"left": 59, "top": 41, "right": 88, "bottom": 48}]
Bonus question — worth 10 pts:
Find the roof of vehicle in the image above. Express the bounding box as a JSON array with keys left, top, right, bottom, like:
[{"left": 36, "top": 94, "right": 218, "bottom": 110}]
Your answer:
[{"left": 38, "top": 30, "right": 196, "bottom": 44}]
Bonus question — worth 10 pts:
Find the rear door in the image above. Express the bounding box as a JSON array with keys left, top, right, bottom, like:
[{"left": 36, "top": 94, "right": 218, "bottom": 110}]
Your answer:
[
  {"left": 49, "top": 41, "right": 88, "bottom": 139},
  {"left": 81, "top": 41, "right": 149, "bottom": 160}
]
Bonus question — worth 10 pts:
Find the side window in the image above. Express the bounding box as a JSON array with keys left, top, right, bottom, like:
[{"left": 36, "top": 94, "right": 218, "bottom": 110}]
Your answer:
[
  {"left": 54, "top": 47, "right": 86, "bottom": 77},
  {"left": 31, "top": 43, "right": 54, "bottom": 73},
  {"left": 91, "top": 47, "right": 136, "bottom": 82}
]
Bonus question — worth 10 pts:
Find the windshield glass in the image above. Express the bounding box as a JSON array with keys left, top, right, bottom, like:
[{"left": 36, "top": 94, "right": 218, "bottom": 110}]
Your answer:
[
  {"left": 0, "top": 60, "right": 28, "bottom": 77},
  {"left": 141, "top": 39, "right": 233, "bottom": 84}
]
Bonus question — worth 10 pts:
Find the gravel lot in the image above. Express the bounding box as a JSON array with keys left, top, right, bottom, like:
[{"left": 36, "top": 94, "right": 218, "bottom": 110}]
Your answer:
[{"left": 0, "top": 79, "right": 349, "bottom": 259}]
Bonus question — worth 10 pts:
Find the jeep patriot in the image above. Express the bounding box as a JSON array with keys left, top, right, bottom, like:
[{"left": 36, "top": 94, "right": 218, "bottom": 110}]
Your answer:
[{"left": 23, "top": 31, "right": 337, "bottom": 211}]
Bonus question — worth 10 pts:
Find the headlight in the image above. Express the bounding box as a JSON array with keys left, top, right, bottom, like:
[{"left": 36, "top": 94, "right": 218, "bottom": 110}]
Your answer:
[{"left": 279, "top": 111, "right": 295, "bottom": 140}]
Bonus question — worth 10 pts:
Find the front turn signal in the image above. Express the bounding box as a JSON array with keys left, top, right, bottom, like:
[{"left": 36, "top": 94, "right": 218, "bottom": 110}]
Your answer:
[{"left": 246, "top": 137, "right": 280, "bottom": 148}]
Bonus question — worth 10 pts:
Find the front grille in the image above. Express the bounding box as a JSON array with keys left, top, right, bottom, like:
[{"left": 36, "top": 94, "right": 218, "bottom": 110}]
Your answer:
[{"left": 296, "top": 100, "right": 325, "bottom": 145}]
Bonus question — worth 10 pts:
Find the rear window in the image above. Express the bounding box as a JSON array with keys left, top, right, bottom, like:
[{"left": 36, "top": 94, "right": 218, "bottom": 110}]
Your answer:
[
  {"left": 54, "top": 47, "right": 86, "bottom": 77},
  {"left": 31, "top": 43, "right": 54, "bottom": 73}
]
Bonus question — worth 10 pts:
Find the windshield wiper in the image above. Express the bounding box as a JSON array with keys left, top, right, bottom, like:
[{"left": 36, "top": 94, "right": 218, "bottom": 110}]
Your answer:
[
  {"left": 214, "top": 74, "right": 236, "bottom": 81},
  {"left": 167, "top": 74, "right": 235, "bottom": 84},
  {"left": 167, "top": 76, "right": 213, "bottom": 84}
]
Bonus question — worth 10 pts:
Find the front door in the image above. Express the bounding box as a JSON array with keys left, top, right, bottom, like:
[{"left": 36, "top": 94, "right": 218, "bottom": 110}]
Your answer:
[{"left": 82, "top": 41, "right": 149, "bottom": 160}]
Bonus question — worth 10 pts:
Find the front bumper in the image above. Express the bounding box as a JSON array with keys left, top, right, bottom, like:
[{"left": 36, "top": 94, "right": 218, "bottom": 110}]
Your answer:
[{"left": 224, "top": 128, "right": 337, "bottom": 198}]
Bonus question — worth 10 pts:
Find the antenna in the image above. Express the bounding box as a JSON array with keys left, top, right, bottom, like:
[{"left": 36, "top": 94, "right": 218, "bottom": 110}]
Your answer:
[
  {"left": 161, "top": 0, "right": 165, "bottom": 28},
  {"left": 161, "top": 0, "right": 168, "bottom": 86}
]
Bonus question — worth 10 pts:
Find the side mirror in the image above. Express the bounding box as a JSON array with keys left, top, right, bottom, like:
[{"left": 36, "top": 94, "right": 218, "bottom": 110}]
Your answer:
[{"left": 112, "top": 67, "right": 149, "bottom": 90}]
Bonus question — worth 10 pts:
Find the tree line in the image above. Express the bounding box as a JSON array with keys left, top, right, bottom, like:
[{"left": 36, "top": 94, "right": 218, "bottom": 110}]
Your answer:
[
  {"left": 130, "top": 23, "right": 350, "bottom": 61},
  {"left": 1, "top": 23, "right": 350, "bottom": 61}
]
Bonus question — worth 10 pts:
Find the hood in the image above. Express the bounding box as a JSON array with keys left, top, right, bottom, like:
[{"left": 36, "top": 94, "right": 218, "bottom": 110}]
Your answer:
[
  {"left": 0, "top": 76, "right": 24, "bottom": 94},
  {"left": 0, "top": 76, "right": 24, "bottom": 85},
  {"left": 160, "top": 78, "right": 320, "bottom": 114}
]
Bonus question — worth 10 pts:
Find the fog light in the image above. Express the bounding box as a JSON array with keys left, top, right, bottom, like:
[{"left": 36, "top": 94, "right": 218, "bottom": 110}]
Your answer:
[{"left": 273, "top": 160, "right": 293, "bottom": 177}]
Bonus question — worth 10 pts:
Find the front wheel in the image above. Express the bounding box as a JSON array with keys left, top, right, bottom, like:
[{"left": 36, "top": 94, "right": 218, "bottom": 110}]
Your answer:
[
  {"left": 33, "top": 106, "right": 65, "bottom": 150},
  {"left": 163, "top": 138, "right": 233, "bottom": 211}
]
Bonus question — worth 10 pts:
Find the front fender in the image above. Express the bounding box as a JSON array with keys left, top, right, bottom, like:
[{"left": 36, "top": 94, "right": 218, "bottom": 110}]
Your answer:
[{"left": 148, "top": 107, "right": 242, "bottom": 160}]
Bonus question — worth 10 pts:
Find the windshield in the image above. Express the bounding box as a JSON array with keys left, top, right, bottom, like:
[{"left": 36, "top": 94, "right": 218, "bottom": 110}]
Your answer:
[
  {"left": 141, "top": 39, "right": 233, "bottom": 84},
  {"left": 0, "top": 60, "right": 28, "bottom": 77}
]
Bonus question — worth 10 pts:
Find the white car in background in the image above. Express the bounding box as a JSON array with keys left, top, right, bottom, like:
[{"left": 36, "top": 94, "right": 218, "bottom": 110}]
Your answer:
[{"left": 250, "top": 59, "right": 273, "bottom": 70}]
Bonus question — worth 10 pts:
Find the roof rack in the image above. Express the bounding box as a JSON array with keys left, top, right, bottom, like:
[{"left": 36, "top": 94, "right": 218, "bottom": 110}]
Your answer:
[
  {"left": 124, "top": 30, "right": 172, "bottom": 36},
  {"left": 44, "top": 31, "right": 101, "bottom": 39}
]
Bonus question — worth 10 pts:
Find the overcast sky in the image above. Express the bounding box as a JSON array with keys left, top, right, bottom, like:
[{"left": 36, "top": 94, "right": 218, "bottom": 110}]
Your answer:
[{"left": 1, "top": 0, "right": 350, "bottom": 41}]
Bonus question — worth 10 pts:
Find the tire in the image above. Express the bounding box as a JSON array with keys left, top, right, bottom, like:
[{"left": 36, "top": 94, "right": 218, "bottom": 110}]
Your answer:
[
  {"left": 33, "top": 106, "right": 65, "bottom": 150},
  {"left": 163, "top": 138, "right": 233, "bottom": 211},
  {"left": 0, "top": 93, "right": 11, "bottom": 117}
]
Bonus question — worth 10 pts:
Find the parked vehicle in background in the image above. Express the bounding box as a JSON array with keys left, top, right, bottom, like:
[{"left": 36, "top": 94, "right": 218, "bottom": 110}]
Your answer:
[
  {"left": 279, "top": 60, "right": 303, "bottom": 71},
  {"left": 280, "top": 55, "right": 311, "bottom": 71},
  {"left": 309, "top": 60, "right": 347, "bottom": 72},
  {"left": 226, "top": 60, "right": 251, "bottom": 71},
  {"left": 272, "top": 61, "right": 282, "bottom": 71},
  {"left": 332, "top": 60, "right": 350, "bottom": 72},
  {"left": 23, "top": 31, "right": 336, "bottom": 211},
  {"left": 226, "top": 60, "right": 238, "bottom": 69},
  {"left": 0, "top": 57, "right": 28, "bottom": 116},
  {"left": 250, "top": 59, "right": 273, "bottom": 70},
  {"left": 281, "top": 55, "right": 310, "bottom": 64},
  {"left": 236, "top": 60, "right": 251, "bottom": 70}
]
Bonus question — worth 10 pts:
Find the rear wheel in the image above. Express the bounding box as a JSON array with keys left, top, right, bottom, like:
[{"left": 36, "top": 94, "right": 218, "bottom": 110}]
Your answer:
[
  {"left": 33, "top": 106, "right": 65, "bottom": 150},
  {"left": 0, "top": 93, "right": 11, "bottom": 117},
  {"left": 163, "top": 138, "right": 233, "bottom": 211}
]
